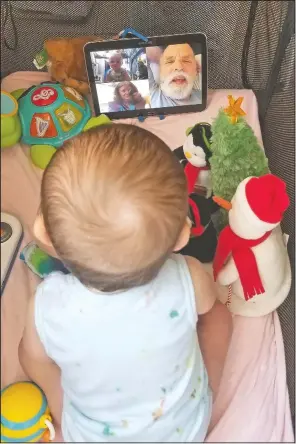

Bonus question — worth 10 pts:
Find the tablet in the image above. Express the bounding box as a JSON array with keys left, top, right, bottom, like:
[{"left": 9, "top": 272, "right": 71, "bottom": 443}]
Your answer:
[{"left": 84, "top": 33, "right": 207, "bottom": 119}]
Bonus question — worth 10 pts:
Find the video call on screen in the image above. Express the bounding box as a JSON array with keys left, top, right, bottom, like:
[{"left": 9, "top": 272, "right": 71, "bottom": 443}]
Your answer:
[{"left": 90, "top": 43, "right": 202, "bottom": 113}]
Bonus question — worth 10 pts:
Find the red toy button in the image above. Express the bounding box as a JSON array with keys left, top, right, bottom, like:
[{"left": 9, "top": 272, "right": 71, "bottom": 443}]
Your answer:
[
  {"left": 31, "top": 87, "right": 58, "bottom": 107},
  {"left": 30, "top": 113, "right": 57, "bottom": 138}
]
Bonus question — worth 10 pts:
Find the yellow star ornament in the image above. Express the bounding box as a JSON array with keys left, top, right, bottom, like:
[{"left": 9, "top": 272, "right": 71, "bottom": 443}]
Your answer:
[{"left": 224, "top": 95, "right": 246, "bottom": 124}]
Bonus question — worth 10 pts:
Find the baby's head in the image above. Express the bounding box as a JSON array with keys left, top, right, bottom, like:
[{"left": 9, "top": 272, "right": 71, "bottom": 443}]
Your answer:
[
  {"left": 35, "top": 124, "right": 190, "bottom": 292},
  {"left": 109, "top": 53, "right": 123, "bottom": 72}
]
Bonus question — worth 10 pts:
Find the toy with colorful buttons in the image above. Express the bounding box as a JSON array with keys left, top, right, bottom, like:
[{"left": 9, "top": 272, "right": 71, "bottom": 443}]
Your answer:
[
  {"left": 1, "top": 82, "right": 111, "bottom": 169},
  {"left": 1, "top": 90, "right": 22, "bottom": 148},
  {"left": 1, "top": 381, "right": 55, "bottom": 442}
]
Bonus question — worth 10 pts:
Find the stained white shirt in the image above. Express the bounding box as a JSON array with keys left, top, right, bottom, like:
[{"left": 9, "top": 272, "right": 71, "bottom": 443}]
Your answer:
[{"left": 35, "top": 254, "right": 212, "bottom": 442}]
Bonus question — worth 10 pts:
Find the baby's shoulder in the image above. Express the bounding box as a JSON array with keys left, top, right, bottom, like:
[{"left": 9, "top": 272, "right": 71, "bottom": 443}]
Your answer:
[
  {"left": 157, "top": 254, "right": 192, "bottom": 289},
  {"left": 34, "top": 273, "right": 89, "bottom": 355},
  {"left": 39, "top": 271, "right": 77, "bottom": 290},
  {"left": 35, "top": 272, "right": 83, "bottom": 309}
]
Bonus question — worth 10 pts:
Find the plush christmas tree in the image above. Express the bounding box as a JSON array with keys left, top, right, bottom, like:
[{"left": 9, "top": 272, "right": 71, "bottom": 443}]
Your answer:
[{"left": 210, "top": 96, "right": 269, "bottom": 228}]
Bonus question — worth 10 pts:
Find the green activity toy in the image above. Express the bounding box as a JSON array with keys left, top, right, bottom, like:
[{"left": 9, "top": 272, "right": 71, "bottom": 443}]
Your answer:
[{"left": 1, "top": 82, "right": 111, "bottom": 169}]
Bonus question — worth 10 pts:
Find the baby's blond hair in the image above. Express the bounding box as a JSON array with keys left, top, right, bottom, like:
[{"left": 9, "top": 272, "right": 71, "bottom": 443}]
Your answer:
[
  {"left": 41, "top": 124, "right": 188, "bottom": 291},
  {"left": 109, "top": 52, "right": 122, "bottom": 61}
]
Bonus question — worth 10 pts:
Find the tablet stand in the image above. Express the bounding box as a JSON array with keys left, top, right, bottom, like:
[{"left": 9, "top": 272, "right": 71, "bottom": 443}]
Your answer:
[{"left": 117, "top": 28, "right": 148, "bottom": 42}]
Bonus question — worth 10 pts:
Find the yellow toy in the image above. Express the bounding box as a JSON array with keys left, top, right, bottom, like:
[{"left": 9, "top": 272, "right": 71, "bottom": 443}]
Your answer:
[{"left": 1, "top": 381, "right": 55, "bottom": 442}]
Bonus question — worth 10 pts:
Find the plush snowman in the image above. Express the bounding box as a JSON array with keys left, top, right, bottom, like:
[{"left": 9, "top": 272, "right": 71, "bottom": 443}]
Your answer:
[{"left": 213, "top": 174, "right": 291, "bottom": 317}]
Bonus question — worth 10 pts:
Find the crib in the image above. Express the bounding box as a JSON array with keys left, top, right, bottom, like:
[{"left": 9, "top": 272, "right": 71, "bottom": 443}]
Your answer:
[{"left": 1, "top": 0, "right": 295, "bottom": 439}]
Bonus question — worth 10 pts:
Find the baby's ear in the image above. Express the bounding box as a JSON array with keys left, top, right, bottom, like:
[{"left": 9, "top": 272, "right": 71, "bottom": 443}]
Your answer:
[
  {"left": 173, "top": 218, "right": 191, "bottom": 252},
  {"left": 33, "top": 212, "right": 59, "bottom": 258}
]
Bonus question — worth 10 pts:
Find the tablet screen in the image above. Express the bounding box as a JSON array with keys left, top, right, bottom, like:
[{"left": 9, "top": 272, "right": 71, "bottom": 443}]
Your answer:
[{"left": 89, "top": 42, "right": 202, "bottom": 114}]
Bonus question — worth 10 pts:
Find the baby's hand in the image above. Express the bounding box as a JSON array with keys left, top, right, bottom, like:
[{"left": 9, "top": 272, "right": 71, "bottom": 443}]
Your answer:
[{"left": 132, "top": 92, "right": 141, "bottom": 102}]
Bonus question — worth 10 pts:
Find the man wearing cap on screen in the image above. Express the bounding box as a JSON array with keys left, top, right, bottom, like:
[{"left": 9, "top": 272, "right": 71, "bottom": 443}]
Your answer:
[{"left": 147, "top": 43, "right": 202, "bottom": 108}]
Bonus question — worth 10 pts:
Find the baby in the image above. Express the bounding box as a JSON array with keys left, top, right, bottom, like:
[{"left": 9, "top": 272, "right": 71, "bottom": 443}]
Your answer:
[
  {"left": 19, "top": 125, "right": 232, "bottom": 442},
  {"left": 105, "top": 53, "right": 131, "bottom": 82}
]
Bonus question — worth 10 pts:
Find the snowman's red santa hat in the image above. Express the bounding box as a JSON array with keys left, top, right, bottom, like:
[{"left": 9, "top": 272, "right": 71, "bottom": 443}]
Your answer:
[{"left": 230, "top": 174, "right": 290, "bottom": 239}]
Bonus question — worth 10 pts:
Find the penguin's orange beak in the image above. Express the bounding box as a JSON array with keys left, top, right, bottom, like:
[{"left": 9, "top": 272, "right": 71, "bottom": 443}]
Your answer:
[{"left": 212, "top": 196, "right": 232, "bottom": 211}]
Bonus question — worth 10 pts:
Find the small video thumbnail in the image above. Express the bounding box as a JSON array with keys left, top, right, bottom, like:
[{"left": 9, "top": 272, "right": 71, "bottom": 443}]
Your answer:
[
  {"left": 91, "top": 48, "right": 148, "bottom": 83},
  {"left": 96, "top": 80, "right": 151, "bottom": 113}
]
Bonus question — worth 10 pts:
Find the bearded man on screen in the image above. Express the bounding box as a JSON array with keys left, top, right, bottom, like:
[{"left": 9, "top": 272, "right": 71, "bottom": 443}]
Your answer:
[{"left": 147, "top": 43, "right": 202, "bottom": 108}]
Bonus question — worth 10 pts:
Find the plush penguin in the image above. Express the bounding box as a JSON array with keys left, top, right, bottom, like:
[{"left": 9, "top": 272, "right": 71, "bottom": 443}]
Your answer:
[
  {"left": 177, "top": 193, "right": 218, "bottom": 263},
  {"left": 174, "top": 122, "right": 213, "bottom": 197},
  {"left": 174, "top": 122, "right": 218, "bottom": 263}
]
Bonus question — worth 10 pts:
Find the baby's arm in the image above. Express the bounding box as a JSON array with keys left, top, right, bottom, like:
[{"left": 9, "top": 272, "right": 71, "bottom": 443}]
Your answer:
[
  {"left": 216, "top": 257, "right": 239, "bottom": 286},
  {"left": 185, "top": 256, "right": 233, "bottom": 400},
  {"left": 19, "top": 295, "right": 63, "bottom": 427}
]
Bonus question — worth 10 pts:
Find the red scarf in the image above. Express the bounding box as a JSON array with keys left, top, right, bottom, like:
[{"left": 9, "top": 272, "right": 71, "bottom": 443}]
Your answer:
[
  {"left": 213, "top": 226, "right": 271, "bottom": 300},
  {"left": 184, "top": 162, "right": 209, "bottom": 194},
  {"left": 184, "top": 162, "right": 209, "bottom": 237},
  {"left": 188, "top": 196, "right": 205, "bottom": 236}
]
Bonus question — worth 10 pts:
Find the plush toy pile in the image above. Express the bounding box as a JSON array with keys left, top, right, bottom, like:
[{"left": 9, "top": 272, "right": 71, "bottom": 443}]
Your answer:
[
  {"left": 173, "top": 96, "right": 291, "bottom": 317},
  {"left": 19, "top": 94, "right": 291, "bottom": 318}
]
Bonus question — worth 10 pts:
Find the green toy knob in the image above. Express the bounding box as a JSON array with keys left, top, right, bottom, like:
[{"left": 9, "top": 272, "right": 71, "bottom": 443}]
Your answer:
[
  {"left": 83, "top": 114, "right": 111, "bottom": 132},
  {"left": 1, "top": 91, "right": 22, "bottom": 149},
  {"left": 30, "top": 144, "right": 57, "bottom": 170},
  {"left": 10, "top": 88, "right": 26, "bottom": 101}
]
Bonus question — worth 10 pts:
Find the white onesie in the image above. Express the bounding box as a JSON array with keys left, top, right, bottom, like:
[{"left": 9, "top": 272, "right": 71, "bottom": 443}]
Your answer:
[{"left": 35, "top": 254, "right": 212, "bottom": 442}]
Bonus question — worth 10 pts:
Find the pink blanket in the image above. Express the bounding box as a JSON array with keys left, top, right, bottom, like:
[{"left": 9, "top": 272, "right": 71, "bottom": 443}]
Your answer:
[{"left": 1, "top": 72, "right": 294, "bottom": 442}]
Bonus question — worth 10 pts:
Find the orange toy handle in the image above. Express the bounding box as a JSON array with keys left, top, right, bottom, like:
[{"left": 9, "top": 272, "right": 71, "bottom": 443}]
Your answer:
[
  {"left": 40, "top": 415, "right": 55, "bottom": 442},
  {"left": 42, "top": 430, "right": 51, "bottom": 443}
]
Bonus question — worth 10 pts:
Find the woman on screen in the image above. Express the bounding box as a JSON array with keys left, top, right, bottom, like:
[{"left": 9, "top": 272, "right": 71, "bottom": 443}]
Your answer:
[{"left": 108, "top": 81, "right": 146, "bottom": 112}]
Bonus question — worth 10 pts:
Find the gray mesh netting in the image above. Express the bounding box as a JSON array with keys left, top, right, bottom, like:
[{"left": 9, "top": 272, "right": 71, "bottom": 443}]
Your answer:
[
  {"left": 244, "top": 1, "right": 295, "bottom": 418},
  {"left": 1, "top": 0, "right": 295, "bottom": 416}
]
